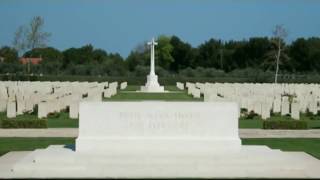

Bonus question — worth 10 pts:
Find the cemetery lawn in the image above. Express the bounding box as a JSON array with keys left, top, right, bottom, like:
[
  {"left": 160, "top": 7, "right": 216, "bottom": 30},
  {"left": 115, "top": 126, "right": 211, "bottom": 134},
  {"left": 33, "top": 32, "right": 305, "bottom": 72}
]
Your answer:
[
  {"left": 46, "top": 112, "right": 78, "bottom": 128},
  {"left": 121, "top": 85, "right": 181, "bottom": 92},
  {"left": 1, "top": 137, "right": 320, "bottom": 160},
  {"left": 242, "top": 138, "right": 320, "bottom": 160},
  {"left": 105, "top": 85, "right": 203, "bottom": 101},
  {"left": 239, "top": 114, "right": 320, "bottom": 129},
  {"left": 0, "top": 137, "right": 75, "bottom": 157},
  {"left": 0, "top": 112, "right": 78, "bottom": 128}
]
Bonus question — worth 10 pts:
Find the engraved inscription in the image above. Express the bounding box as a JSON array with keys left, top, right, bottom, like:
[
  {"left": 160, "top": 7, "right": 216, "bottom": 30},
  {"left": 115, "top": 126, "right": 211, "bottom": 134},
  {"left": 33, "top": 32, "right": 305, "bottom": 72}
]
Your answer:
[{"left": 118, "top": 111, "right": 201, "bottom": 133}]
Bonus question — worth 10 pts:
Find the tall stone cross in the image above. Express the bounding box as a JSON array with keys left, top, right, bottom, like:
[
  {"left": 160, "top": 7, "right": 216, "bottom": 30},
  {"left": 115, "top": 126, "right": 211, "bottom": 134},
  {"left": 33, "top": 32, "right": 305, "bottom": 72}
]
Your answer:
[{"left": 147, "top": 38, "right": 158, "bottom": 76}]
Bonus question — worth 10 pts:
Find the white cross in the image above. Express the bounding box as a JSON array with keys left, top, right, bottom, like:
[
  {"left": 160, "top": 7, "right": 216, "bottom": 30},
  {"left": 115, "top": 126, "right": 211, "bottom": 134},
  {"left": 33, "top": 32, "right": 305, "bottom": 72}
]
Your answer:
[{"left": 147, "top": 38, "right": 158, "bottom": 75}]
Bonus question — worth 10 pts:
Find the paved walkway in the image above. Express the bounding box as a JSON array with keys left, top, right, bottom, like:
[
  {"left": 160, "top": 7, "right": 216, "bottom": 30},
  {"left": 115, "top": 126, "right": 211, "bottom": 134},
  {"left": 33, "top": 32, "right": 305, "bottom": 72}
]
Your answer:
[{"left": 1, "top": 128, "right": 320, "bottom": 138}]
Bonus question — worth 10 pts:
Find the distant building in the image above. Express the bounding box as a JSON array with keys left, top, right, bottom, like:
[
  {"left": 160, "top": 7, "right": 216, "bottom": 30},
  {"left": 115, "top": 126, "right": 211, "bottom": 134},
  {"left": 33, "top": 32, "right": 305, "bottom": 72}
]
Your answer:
[{"left": 19, "top": 57, "right": 43, "bottom": 65}]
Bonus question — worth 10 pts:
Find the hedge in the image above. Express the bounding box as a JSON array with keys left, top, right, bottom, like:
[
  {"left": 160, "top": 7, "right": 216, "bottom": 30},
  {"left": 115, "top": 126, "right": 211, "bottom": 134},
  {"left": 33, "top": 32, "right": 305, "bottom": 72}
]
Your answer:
[
  {"left": 1, "top": 119, "right": 48, "bottom": 128},
  {"left": 263, "top": 120, "right": 308, "bottom": 130}
]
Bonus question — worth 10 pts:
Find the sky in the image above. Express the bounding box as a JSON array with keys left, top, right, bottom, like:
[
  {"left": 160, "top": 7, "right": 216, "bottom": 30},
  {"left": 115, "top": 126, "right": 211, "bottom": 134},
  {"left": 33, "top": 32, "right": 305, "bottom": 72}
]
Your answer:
[{"left": 0, "top": 0, "right": 319, "bottom": 57}]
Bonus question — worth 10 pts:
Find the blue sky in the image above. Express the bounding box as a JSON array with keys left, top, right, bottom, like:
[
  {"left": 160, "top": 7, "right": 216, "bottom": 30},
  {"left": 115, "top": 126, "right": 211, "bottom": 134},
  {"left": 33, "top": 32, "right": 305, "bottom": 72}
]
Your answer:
[{"left": 0, "top": 0, "right": 319, "bottom": 57}]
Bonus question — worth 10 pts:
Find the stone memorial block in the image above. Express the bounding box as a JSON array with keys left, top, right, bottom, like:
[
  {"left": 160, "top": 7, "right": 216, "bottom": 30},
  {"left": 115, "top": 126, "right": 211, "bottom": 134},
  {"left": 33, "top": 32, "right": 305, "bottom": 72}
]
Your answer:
[
  {"left": 253, "top": 101, "right": 262, "bottom": 115},
  {"left": 261, "top": 102, "right": 270, "bottom": 120},
  {"left": 273, "top": 96, "right": 281, "bottom": 113},
  {"left": 246, "top": 98, "right": 255, "bottom": 113},
  {"left": 3, "top": 100, "right": 320, "bottom": 178},
  {"left": 120, "top": 82, "right": 127, "bottom": 90},
  {"left": 187, "top": 84, "right": 196, "bottom": 95},
  {"left": 103, "top": 88, "right": 112, "bottom": 98},
  {"left": 291, "top": 100, "right": 300, "bottom": 120},
  {"left": 109, "top": 82, "right": 118, "bottom": 89},
  {"left": 0, "top": 98, "right": 7, "bottom": 112},
  {"left": 185, "top": 82, "right": 194, "bottom": 89},
  {"left": 281, "top": 96, "right": 290, "bottom": 115},
  {"left": 24, "top": 97, "right": 34, "bottom": 112},
  {"left": 308, "top": 98, "right": 318, "bottom": 115},
  {"left": 176, "top": 82, "right": 184, "bottom": 90},
  {"left": 69, "top": 102, "right": 79, "bottom": 119},
  {"left": 87, "top": 91, "right": 102, "bottom": 101},
  {"left": 76, "top": 102, "right": 241, "bottom": 154},
  {"left": 192, "top": 88, "right": 201, "bottom": 98},
  {"left": 38, "top": 101, "right": 48, "bottom": 119},
  {"left": 6, "top": 100, "right": 16, "bottom": 118}
]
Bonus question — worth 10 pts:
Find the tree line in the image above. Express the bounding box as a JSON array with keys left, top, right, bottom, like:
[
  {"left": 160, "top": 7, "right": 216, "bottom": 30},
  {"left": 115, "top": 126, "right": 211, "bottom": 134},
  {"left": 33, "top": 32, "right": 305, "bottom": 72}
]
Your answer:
[{"left": 0, "top": 16, "right": 320, "bottom": 79}]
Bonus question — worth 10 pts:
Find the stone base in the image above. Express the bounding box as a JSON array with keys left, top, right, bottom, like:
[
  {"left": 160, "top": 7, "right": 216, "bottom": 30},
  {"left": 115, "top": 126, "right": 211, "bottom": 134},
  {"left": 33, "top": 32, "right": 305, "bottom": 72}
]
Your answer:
[
  {"left": 1, "top": 145, "right": 320, "bottom": 178},
  {"left": 140, "top": 74, "right": 164, "bottom": 93}
]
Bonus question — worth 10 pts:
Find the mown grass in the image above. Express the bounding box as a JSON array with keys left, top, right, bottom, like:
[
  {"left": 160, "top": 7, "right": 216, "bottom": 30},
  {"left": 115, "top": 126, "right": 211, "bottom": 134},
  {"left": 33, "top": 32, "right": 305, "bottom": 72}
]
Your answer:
[
  {"left": 242, "top": 138, "right": 320, "bottom": 159},
  {"left": 105, "top": 85, "right": 202, "bottom": 101},
  {"left": 1, "top": 137, "right": 320, "bottom": 160},
  {"left": 120, "top": 85, "right": 181, "bottom": 92},
  {"left": 105, "top": 92, "right": 202, "bottom": 101},
  {"left": 239, "top": 113, "right": 320, "bottom": 129},
  {"left": 46, "top": 112, "right": 78, "bottom": 128},
  {"left": 0, "top": 112, "right": 78, "bottom": 128},
  {"left": 0, "top": 137, "right": 75, "bottom": 157}
]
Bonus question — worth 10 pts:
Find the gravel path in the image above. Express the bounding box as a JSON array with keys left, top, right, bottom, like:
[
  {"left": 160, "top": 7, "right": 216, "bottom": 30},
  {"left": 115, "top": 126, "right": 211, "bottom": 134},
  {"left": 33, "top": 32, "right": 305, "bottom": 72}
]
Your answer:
[{"left": 1, "top": 128, "right": 320, "bottom": 138}]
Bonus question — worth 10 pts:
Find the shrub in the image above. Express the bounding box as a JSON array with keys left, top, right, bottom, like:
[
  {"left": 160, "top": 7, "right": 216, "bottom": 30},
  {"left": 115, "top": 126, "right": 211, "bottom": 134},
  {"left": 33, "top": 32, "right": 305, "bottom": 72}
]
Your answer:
[
  {"left": 1, "top": 119, "right": 47, "bottom": 128},
  {"left": 47, "top": 112, "right": 60, "bottom": 118},
  {"left": 263, "top": 120, "right": 308, "bottom": 130}
]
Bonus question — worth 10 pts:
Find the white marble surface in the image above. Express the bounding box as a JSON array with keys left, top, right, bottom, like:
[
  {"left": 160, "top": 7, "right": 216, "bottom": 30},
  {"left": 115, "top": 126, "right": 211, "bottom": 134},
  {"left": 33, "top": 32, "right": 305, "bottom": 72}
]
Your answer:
[
  {"left": 140, "top": 38, "right": 164, "bottom": 92},
  {"left": 1, "top": 101, "right": 320, "bottom": 178},
  {"left": 76, "top": 102, "right": 241, "bottom": 154}
]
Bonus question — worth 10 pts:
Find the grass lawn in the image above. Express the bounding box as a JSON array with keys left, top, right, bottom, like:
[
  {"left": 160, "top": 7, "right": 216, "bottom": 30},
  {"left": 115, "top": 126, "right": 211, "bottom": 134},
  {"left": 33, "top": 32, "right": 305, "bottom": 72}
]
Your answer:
[
  {"left": 239, "top": 114, "right": 320, "bottom": 129},
  {"left": 105, "top": 92, "right": 202, "bottom": 101},
  {"left": 0, "top": 112, "right": 78, "bottom": 128},
  {"left": 242, "top": 138, "right": 320, "bottom": 159},
  {"left": 105, "top": 85, "right": 203, "bottom": 101},
  {"left": 0, "top": 137, "right": 75, "bottom": 157},
  {"left": 1, "top": 137, "right": 320, "bottom": 160},
  {"left": 120, "top": 85, "right": 181, "bottom": 92},
  {"left": 46, "top": 112, "right": 78, "bottom": 128}
]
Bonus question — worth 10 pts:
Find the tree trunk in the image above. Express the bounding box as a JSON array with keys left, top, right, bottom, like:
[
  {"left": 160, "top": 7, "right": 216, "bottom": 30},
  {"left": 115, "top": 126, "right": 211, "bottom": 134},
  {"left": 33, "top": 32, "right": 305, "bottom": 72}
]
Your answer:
[{"left": 274, "top": 39, "right": 281, "bottom": 83}]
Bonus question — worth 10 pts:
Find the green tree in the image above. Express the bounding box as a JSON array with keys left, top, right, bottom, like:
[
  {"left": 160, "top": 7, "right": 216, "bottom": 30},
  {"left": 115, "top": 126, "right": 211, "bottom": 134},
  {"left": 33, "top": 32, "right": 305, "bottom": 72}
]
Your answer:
[
  {"left": 24, "top": 47, "right": 63, "bottom": 75},
  {"left": 126, "top": 43, "right": 149, "bottom": 71},
  {"left": 196, "top": 38, "right": 223, "bottom": 68},
  {"left": 169, "top": 36, "right": 195, "bottom": 72},
  {"left": 62, "top": 44, "right": 94, "bottom": 66},
  {"left": 156, "top": 35, "right": 174, "bottom": 70},
  {"left": 289, "top": 38, "right": 320, "bottom": 72},
  {"left": 0, "top": 46, "right": 19, "bottom": 63}
]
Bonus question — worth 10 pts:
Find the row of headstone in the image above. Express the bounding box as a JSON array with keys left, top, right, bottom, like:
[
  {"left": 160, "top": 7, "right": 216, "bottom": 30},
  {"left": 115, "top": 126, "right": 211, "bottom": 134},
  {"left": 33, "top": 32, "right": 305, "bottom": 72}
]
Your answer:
[
  {"left": 120, "top": 82, "right": 127, "bottom": 90},
  {"left": 184, "top": 82, "right": 320, "bottom": 120},
  {"left": 0, "top": 81, "right": 122, "bottom": 119},
  {"left": 185, "top": 83, "right": 201, "bottom": 98},
  {"left": 103, "top": 82, "right": 118, "bottom": 98},
  {"left": 176, "top": 82, "right": 184, "bottom": 90}
]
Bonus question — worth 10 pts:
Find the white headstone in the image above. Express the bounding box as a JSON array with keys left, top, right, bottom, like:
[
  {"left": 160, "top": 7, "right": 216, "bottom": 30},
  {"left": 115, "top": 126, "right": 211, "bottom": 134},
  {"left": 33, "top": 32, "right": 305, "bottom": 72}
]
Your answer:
[
  {"left": 120, "top": 82, "right": 127, "bottom": 90},
  {"left": 38, "top": 101, "right": 48, "bottom": 119},
  {"left": 281, "top": 96, "right": 290, "bottom": 116},
  {"left": 291, "top": 100, "right": 300, "bottom": 120},
  {"left": 6, "top": 100, "right": 16, "bottom": 118},
  {"left": 69, "top": 102, "right": 79, "bottom": 119}
]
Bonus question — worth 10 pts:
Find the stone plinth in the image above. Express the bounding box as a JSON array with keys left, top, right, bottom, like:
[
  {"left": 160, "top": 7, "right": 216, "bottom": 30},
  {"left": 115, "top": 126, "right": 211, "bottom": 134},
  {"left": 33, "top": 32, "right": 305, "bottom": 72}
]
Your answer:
[
  {"left": 140, "top": 74, "right": 164, "bottom": 93},
  {"left": 2, "top": 101, "right": 320, "bottom": 178},
  {"left": 76, "top": 102, "right": 241, "bottom": 154}
]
